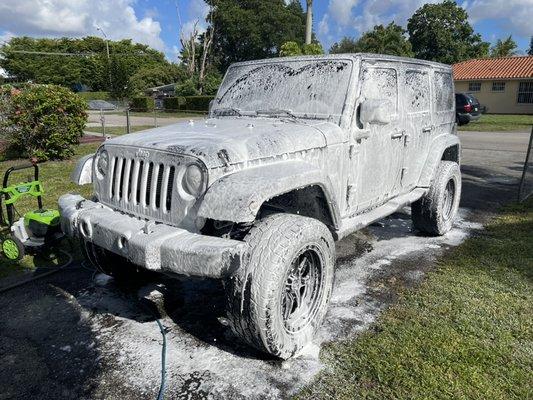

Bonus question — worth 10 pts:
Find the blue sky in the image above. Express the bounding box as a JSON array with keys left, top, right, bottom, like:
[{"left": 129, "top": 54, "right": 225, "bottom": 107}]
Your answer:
[{"left": 0, "top": 0, "right": 532, "bottom": 62}]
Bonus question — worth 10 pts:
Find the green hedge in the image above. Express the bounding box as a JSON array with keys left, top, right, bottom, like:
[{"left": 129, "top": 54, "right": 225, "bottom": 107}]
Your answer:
[
  {"left": 163, "top": 96, "right": 186, "bottom": 111},
  {"left": 183, "top": 95, "right": 215, "bottom": 111},
  {"left": 76, "top": 91, "right": 111, "bottom": 101},
  {"left": 130, "top": 96, "right": 154, "bottom": 112}
]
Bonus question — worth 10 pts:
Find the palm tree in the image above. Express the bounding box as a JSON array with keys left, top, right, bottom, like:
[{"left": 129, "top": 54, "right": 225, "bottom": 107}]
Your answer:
[{"left": 305, "top": 0, "right": 313, "bottom": 45}]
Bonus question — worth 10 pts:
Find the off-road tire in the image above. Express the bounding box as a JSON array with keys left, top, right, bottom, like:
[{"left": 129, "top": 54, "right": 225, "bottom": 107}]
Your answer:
[
  {"left": 81, "top": 240, "right": 146, "bottom": 281},
  {"left": 224, "top": 213, "right": 335, "bottom": 359},
  {"left": 412, "top": 161, "right": 461, "bottom": 235}
]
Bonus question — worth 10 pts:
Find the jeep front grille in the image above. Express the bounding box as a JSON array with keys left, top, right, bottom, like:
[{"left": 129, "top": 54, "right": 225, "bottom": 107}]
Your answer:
[{"left": 95, "top": 146, "right": 199, "bottom": 226}]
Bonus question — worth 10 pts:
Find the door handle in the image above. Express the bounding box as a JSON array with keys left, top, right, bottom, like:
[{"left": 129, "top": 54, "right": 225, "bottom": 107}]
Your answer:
[
  {"left": 391, "top": 130, "right": 405, "bottom": 139},
  {"left": 422, "top": 126, "right": 433, "bottom": 133}
]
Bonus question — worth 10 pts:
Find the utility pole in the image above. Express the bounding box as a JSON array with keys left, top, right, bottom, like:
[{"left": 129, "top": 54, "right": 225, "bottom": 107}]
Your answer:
[
  {"left": 305, "top": 0, "right": 313, "bottom": 45},
  {"left": 96, "top": 26, "right": 112, "bottom": 89}
]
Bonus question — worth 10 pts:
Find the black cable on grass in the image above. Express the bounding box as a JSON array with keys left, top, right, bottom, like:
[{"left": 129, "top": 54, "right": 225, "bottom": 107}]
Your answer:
[{"left": 0, "top": 249, "right": 73, "bottom": 294}]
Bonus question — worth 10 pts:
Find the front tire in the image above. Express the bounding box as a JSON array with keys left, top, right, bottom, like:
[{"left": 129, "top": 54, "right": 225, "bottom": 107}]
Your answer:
[
  {"left": 224, "top": 214, "right": 335, "bottom": 359},
  {"left": 412, "top": 161, "right": 461, "bottom": 235}
]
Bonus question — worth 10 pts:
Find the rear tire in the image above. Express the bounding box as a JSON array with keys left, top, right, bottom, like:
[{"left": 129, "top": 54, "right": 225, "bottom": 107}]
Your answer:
[
  {"left": 224, "top": 214, "right": 335, "bottom": 359},
  {"left": 412, "top": 161, "right": 461, "bottom": 236},
  {"left": 81, "top": 240, "right": 146, "bottom": 282}
]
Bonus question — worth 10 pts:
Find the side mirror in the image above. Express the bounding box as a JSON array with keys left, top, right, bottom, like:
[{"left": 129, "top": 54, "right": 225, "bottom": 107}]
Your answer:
[{"left": 359, "top": 99, "right": 393, "bottom": 126}]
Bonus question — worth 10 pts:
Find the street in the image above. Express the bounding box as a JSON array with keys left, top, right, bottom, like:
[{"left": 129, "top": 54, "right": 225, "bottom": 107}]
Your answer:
[{"left": 0, "top": 130, "right": 530, "bottom": 400}]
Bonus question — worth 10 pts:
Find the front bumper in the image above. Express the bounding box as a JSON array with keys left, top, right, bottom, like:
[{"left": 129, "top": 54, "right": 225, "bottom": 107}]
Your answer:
[{"left": 59, "top": 194, "right": 244, "bottom": 278}]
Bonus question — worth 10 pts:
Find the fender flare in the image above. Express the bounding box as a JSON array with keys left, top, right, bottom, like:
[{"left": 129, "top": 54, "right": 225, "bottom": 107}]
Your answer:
[
  {"left": 418, "top": 134, "right": 461, "bottom": 187},
  {"left": 198, "top": 160, "right": 340, "bottom": 227}
]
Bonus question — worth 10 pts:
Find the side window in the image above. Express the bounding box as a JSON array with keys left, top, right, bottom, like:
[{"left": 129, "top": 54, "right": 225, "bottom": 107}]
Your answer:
[
  {"left": 405, "top": 70, "right": 430, "bottom": 113},
  {"left": 434, "top": 71, "right": 453, "bottom": 112},
  {"left": 361, "top": 67, "right": 398, "bottom": 114}
]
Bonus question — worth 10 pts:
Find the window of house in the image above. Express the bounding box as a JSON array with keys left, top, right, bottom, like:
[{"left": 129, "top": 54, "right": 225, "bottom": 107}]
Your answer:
[
  {"left": 492, "top": 81, "right": 505, "bottom": 92},
  {"left": 468, "top": 82, "right": 481, "bottom": 92},
  {"left": 361, "top": 67, "right": 398, "bottom": 113},
  {"left": 517, "top": 81, "right": 533, "bottom": 104},
  {"left": 405, "top": 70, "right": 430, "bottom": 113},
  {"left": 434, "top": 71, "right": 453, "bottom": 112}
]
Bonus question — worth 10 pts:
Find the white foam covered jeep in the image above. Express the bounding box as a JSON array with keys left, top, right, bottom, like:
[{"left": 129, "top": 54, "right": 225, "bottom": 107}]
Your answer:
[{"left": 60, "top": 54, "right": 461, "bottom": 358}]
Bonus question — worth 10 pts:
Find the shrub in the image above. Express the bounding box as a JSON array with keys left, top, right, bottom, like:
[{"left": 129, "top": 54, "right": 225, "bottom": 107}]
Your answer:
[
  {"left": 183, "top": 95, "right": 215, "bottom": 112},
  {"left": 76, "top": 91, "right": 111, "bottom": 101},
  {"left": 0, "top": 84, "right": 87, "bottom": 160},
  {"left": 163, "top": 96, "right": 186, "bottom": 111},
  {"left": 174, "top": 78, "right": 200, "bottom": 96},
  {"left": 130, "top": 96, "right": 154, "bottom": 112}
]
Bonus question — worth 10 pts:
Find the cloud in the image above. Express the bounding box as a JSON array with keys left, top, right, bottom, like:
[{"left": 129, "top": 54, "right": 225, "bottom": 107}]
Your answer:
[
  {"left": 462, "top": 0, "right": 533, "bottom": 37},
  {"left": 318, "top": 0, "right": 531, "bottom": 51},
  {"left": 329, "top": 0, "right": 359, "bottom": 26},
  {"left": 0, "top": 0, "right": 165, "bottom": 51}
]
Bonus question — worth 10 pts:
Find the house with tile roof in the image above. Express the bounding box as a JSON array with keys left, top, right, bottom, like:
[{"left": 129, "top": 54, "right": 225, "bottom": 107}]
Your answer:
[{"left": 453, "top": 56, "right": 533, "bottom": 114}]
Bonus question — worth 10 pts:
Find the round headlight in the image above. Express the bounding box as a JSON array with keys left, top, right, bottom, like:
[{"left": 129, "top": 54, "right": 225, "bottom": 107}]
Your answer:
[
  {"left": 97, "top": 149, "right": 109, "bottom": 176},
  {"left": 182, "top": 163, "right": 205, "bottom": 197}
]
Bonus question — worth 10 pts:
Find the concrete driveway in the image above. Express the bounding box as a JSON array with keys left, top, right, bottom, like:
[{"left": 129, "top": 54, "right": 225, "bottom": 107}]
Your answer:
[{"left": 0, "top": 131, "right": 529, "bottom": 399}]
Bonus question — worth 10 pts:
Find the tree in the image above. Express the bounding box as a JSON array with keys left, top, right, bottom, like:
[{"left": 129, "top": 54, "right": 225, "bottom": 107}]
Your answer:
[
  {"left": 205, "top": 0, "right": 308, "bottom": 71},
  {"left": 305, "top": 0, "right": 313, "bottom": 45},
  {"left": 490, "top": 35, "right": 517, "bottom": 57},
  {"left": 407, "top": 0, "right": 489, "bottom": 64},
  {"left": 279, "top": 41, "right": 323, "bottom": 57},
  {"left": 330, "top": 22, "right": 413, "bottom": 57},
  {"left": 129, "top": 64, "right": 187, "bottom": 95},
  {"left": 527, "top": 36, "right": 533, "bottom": 56},
  {"left": 0, "top": 37, "right": 168, "bottom": 93},
  {"left": 329, "top": 37, "right": 359, "bottom": 54}
]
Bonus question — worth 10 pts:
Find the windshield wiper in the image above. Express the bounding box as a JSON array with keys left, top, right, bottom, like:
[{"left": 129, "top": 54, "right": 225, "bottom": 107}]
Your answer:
[
  {"left": 213, "top": 107, "right": 242, "bottom": 116},
  {"left": 256, "top": 108, "right": 297, "bottom": 119}
]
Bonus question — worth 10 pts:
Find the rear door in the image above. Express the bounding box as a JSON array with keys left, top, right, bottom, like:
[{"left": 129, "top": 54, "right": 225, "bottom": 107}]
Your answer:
[{"left": 401, "top": 64, "right": 433, "bottom": 190}]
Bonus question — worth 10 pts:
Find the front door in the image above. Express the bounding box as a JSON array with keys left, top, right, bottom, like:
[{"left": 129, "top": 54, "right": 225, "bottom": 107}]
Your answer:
[{"left": 347, "top": 62, "right": 405, "bottom": 214}]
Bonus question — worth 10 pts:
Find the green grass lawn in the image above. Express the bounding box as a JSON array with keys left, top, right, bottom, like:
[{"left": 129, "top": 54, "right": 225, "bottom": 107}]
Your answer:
[
  {"left": 459, "top": 114, "right": 533, "bottom": 132},
  {"left": 298, "top": 199, "right": 533, "bottom": 400},
  {"left": 84, "top": 125, "right": 154, "bottom": 136},
  {"left": 0, "top": 143, "right": 98, "bottom": 278}
]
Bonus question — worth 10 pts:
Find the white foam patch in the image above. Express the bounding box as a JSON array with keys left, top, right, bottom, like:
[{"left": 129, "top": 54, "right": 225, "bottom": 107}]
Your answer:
[{"left": 79, "top": 207, "right": 482, "bottom": 398}]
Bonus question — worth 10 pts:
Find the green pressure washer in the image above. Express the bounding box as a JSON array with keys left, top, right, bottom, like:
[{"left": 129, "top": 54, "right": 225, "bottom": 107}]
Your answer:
[{"left": 0, "top": 162, "right": 63, "bottom": 261}]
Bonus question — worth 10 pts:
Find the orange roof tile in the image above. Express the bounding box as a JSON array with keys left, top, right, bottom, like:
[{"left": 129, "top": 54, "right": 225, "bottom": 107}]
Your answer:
[{"left": 453, "top": 56, "right": 533, "bottom": 80}]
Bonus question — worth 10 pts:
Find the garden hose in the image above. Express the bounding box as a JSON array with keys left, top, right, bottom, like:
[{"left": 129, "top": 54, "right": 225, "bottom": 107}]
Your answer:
[
  {"left": 136, "top": 299, "right": 168, "bottom": 400},
  {"left": 0, "top": 249, "right": 168, "bottom": 400},
  {"left": 0, "top": 249, "right": 73, "bottom": 294}
]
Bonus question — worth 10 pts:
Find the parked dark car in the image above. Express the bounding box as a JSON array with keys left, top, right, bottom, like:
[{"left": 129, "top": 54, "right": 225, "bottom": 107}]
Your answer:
[{"left": 455, "top": 92, "right": 482, "bottom": 126}]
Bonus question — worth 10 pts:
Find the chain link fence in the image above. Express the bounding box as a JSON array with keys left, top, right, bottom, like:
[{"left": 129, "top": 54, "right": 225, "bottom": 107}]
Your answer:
[
  {"left": 518, "top": 125, "right": 533, "bottom": 202},
  {"left": 85, "top": 107, "right": 208, "bottom": 137}
]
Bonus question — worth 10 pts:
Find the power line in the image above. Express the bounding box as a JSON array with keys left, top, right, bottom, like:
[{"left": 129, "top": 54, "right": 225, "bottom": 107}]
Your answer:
[{"left": 3, "top": 50, "right": 156, "bottom": 57}]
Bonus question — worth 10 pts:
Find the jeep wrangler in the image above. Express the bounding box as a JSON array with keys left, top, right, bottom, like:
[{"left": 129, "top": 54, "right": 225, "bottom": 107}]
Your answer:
[{"left": 60, "top": 54, "right": 460, "bottom": 359}]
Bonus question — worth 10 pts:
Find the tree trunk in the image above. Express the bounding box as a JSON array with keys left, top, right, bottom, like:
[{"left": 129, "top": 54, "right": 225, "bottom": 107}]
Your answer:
[{"left": 305, "top": 0, "right": 313, "bottom": 45}]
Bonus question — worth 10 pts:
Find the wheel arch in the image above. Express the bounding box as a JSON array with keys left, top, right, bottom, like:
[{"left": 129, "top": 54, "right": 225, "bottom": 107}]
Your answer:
[
  {"left": 418, "top": 135, "right": 461, "bottom": 188},
  {"left": 197, "top": 160, "right": 341, "bottom": 230}
]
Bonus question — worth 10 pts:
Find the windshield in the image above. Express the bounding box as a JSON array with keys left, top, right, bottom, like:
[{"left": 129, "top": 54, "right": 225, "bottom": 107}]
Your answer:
[{"left": 212, "top": 59, "right": 353, "bottom": 124}]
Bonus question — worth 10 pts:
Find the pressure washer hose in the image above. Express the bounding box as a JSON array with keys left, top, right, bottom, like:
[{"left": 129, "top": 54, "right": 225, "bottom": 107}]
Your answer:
[
  {"left": 0, "top": 249, "right": 168, "bottom": 400},
  {"left": 0, "top": 249, "right": 73, "bottom": 294}
]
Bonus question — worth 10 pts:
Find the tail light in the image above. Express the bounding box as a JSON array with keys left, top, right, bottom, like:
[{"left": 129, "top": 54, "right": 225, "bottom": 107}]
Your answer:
[{"left": 464, "top": 104, "right": 472, "bottom": 112}]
